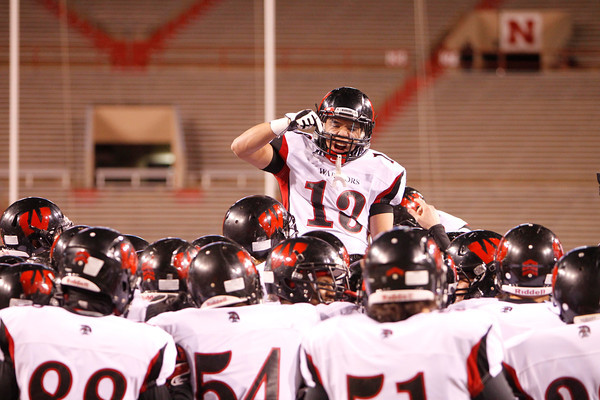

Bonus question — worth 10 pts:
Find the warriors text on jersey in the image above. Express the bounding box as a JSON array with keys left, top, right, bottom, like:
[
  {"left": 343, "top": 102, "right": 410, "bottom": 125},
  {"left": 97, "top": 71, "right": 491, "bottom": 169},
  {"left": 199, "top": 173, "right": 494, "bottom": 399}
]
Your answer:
[
  {"left": 301, "top": 309, "right": 504, "bottom": 399},
  {"left": 0, "top": 305, "right": 176, "bottom": 400},
  {"left": 266, "top": 132, "right": 405, "bottom": 254}
]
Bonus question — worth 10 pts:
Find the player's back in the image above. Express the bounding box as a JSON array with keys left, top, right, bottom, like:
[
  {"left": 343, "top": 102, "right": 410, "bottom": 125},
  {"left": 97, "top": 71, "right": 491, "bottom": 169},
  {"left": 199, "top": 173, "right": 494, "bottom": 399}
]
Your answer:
[
  {"left": 0, "top": 304, "right": 176, "bottom": 400},
  {"left": 450, "top": 298, "right": 562, "bottom": 341},
  {"left": 149, "top": 302, "right": 321, "bottom": 400},
  {"left": 301, "top": 309, "right": 504, "bottom": 399},
  {"left": 504, "top": 318, "right": 600, "bottom": 399}
]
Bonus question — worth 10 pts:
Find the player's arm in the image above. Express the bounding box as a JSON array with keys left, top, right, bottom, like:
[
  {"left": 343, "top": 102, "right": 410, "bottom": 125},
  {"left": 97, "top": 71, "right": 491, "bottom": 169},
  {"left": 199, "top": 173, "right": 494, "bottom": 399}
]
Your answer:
[
  {"left": 368, "top": 211, "right": 393, "bottom": 239},
  {"left": 231, "top": 110, "right": 324, "bottom": 169},
  {"left": 231, "top": 122, "right": 276, "bottom": 169}
]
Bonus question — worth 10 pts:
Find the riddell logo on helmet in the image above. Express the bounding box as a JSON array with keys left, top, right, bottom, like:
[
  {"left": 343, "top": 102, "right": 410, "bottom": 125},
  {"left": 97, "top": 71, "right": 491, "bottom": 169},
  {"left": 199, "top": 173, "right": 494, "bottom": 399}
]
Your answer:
[
  {"left": 258, "top": 204, "right": 284, "bottom": 237},
  {"left": 513, "top": 287, "right": 546, "bottom": 296},
  {"left": 18, "top": 207, "right": 52, "bottom": 236}
]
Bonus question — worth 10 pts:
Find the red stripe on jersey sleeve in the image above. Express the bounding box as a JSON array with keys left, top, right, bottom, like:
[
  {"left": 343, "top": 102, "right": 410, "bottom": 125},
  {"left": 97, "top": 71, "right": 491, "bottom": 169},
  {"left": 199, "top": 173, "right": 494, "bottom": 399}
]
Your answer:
[{"left": 374, "top": 171, "right": 404, "bottom": 205}]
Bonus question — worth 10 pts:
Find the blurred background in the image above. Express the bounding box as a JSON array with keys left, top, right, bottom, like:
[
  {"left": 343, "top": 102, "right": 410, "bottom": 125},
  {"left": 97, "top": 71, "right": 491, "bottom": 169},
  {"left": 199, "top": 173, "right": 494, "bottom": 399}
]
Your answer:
[{"left": 0, "top": 0, "right": 598, "bottom": 251}]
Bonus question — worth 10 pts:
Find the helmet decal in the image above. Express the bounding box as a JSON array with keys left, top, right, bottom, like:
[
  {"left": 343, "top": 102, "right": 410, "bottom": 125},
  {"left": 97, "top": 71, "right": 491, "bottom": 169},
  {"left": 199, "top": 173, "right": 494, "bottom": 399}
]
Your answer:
[
  {"left": 18, "top": 207, "right": 52, "bottom": 237},
  {"left": 236, "top": 250, "right": 258, "bottom": 276},
  {"left": 467, "top": 237, "right": 500, "bottom": 264},
  {"left": 20, "top": 269, "right": 55, "bottom": 295},
  {"left": 552, "top": 238, "right": 564, "bottom": 259},
  {"left": 120, "top": 242, "right": 137, "bottom": 275},
  {"left": 173, "top": 249, "right": 194, "bottom": 279},
  {"left": 258, "top": 203, "right": 285, "bottom": 237},
  {"left": 270, "top": 242, "right": 309, "bottom": 269},
  {"left": 74, "top": 250, "right": 90, "bottom": 266},
  {"left": 385, "top": 267, "right": 405, "bottom": 277},
  {"left": 141, "top": 256, "right": 156, "bottom": 281},
  {"left": 521, "top": 260, "right": 540, "bottom": 277}
]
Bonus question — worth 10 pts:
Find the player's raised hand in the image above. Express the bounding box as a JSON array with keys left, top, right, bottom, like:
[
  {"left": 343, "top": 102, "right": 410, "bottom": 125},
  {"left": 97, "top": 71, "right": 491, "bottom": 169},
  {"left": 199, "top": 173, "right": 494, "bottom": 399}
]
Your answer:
[{"left": 286, "top": 109, "right": 324, "bottom": 133}]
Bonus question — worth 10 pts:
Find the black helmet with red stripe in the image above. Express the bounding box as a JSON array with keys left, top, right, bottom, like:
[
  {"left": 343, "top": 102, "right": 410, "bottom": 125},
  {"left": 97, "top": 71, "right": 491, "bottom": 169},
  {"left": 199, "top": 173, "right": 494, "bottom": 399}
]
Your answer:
[
  {"left": 0, "top": 262, "right": 56, "bottom": 309},
  {"left": 222, "top": 195, "right": 296, "bottom": 261},
  {"left": 0, "top": 197, "right": 72, "bottom": 256},
  {"left": 315, "top": 87, "right": 374, "bottom": 162},
  {"left": 494, "top": 223, "right": 563, "bottom": 298},
  {"left": 363, "top": 226, "right": 446, "bottom": 309},
  {"left": 57, "top": 227, "right": 138, "bottom": 315},
  {"left": 264, "top": 236, "right": 349, "bottom": 304},
  {"left": 446, "top": 230, "right": 502, "bottom": 299}
]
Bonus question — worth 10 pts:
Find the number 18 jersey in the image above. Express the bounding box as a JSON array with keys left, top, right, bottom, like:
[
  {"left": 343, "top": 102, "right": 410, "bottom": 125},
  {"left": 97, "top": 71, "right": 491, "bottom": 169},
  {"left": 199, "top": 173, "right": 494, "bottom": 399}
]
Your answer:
[{"left": 268, "top": 133, "right": 406, "bottom": 254}]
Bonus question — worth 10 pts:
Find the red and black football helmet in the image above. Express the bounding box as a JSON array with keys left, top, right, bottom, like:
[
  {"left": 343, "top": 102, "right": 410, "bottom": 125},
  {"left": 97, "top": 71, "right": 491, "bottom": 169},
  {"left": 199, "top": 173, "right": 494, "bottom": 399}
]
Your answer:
[
  {"left": 264, "top": 236, "right": 349, "bottom": 304},
  {"left": 494, "top": 223, "right": 564, "bottom": 298},
  {"left": 393, "top": 187, "right": 424, "bottom": 228},
  {"left": 49, "top": 225, "right": 89, "bottom": 272},
  {"left": 0, "top": 262, "right": 56, "bottom": 309},
  {"left": 57, "top": 227, "right": 138, "bottom": 315},
  {"left": 363, "top": 226, "right": 446, "bottom": 308},
  {"left": 222, "top": 195, "right": 296, "bottom": 261},
  {"left": 0, "top": 197, "right": 72, "bottom": 256},
  {"left": 552, "top": 245, "right": 600, "bottom": 323},
  {"left": 187, "top": 242, "right": 262, "bottom": 308},
  {"left": 446, "top": 230, "right": 502, "bottom": 299},
  {"left": 138, "top": 237, "right": 198, "bottom": 294},
  {"left": 315, "top": 86, "right": 374, "bottom": 162}
]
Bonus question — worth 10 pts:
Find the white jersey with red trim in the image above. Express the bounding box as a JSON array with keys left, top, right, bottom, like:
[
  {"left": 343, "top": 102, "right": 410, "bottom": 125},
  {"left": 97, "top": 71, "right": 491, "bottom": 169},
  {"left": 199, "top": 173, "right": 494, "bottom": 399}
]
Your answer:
[
  {"left": 270, "top": 132, "right": 406, "bottom": 254},
  {"left": 504, "top": 318, "right": 600, "bottom": 399},
  {"left": 149, "top": 302, "right": 321, "bottom": 400},
  {"left": 449, "top": 298, "right": 562, "bottom": 341},
  {"left": 0, "top": 305, "right": 176, "bottom": 400},
  {"left": 301, "top": 309, "right": 504, "bottom": 400}
]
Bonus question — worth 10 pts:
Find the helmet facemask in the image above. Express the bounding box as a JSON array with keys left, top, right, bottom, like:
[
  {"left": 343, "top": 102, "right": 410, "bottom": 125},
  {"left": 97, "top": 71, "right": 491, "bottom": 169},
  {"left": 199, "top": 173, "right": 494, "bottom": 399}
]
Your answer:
[{"left": 315, "top": 115, "right": 372, "bottom": 162}]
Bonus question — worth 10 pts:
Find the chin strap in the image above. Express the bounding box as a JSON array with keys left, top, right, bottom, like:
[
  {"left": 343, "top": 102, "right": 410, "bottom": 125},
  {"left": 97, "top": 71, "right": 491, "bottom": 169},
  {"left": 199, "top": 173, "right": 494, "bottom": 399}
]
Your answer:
[{"left": 332, "top": 155, "right": 347, "bottom": 188}]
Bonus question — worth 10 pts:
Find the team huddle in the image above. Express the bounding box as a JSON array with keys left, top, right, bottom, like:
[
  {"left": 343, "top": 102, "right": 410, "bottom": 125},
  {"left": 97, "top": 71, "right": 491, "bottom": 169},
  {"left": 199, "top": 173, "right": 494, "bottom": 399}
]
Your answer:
[{"left": 0, "top": 87, "right": 597, "bottom": 399}]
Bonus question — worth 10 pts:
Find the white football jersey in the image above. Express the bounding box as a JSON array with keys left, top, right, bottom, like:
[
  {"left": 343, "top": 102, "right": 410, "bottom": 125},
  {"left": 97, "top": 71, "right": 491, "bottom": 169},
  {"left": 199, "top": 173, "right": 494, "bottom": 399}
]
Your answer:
[
  {"left": 301, "top": 309, "right": 504, "bottom": 399},
  {"left": 449, "top": 298, "right": 562, "bottom": 341},
  {"left": 270, "top": 132, "right": 406, "bottom": 254},
  {"left": 149, "top": 302, "right": 321, "bottom": 400},
  {"left": 504, "top": 318, "right": 600, "bottom": 399},
  {"left": 0, "top": 305, "right": 176, "bottom": 400}
]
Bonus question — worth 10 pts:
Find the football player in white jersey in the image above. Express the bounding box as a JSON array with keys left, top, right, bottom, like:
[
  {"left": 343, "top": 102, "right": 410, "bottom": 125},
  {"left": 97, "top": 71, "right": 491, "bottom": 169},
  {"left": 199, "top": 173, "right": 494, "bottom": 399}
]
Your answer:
[
  {"left": 300, "top": 227, "right": 514, "bottom": 400},
  {"left": 263, "top": 235, "right": 361, "bottom": 318},
  {"left": 231, "top": 87, "right": 406, "bottom": 255},
  {"left": 504, "top": 245, "right": 600, "bottom": 399},
  {"left": 448, "top": 223, "right": 564, "bottom": 341},
  {"left": 222, "top": 195, "right": 298, "bottom": 302},
  {"left": 148, "top": 241, "right": 321, "bottom": 400},
  {"left": 0, "top": 227, "right": 176, "bottom": 400},
  {"left": 126, "top": 237, "right": 198, "bottom": 322}
]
